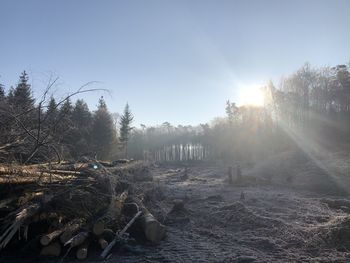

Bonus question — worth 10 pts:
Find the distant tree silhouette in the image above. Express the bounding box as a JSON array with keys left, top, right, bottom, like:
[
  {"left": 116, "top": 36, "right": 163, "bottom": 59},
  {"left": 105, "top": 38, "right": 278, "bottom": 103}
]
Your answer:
[
  {"left": 0, "top": 83, "right": 5, "bottom": 101},
  {"left": 119, "top": 103, "right": 134, "bottom": 158},
  {"left": 225, "top": 100, "right": 238, "bottom": 125},
  {"left": 92, "top": 97, "right": 116, "bottom": 160},
  {"left": 8, "top": 71, "right": 34, "bottom": 114},
  {"left": 70, "top": 99, "right": 93, "bottom": 158},
  {"left": 46, "top": 97, "right": 58, "bottom": 128}
]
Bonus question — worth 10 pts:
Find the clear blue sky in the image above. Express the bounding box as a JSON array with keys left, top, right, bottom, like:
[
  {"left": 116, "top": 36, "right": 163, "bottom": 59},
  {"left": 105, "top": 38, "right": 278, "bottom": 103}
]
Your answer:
[{"left": 1, "top": 0, "right": 349, "bottom": 126}]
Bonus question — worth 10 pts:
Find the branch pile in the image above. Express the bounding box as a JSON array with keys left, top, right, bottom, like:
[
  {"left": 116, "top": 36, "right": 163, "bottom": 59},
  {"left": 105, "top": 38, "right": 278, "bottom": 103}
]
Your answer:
[{"left": 0, "top": 160, "right": 166, "bottom": 261}]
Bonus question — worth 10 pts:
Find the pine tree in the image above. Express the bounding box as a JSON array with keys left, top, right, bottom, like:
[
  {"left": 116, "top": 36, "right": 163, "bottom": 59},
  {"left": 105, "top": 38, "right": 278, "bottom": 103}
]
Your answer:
[
  {"left": 6, "top": 72, "right": 35, "bottom": 133},
  {"left": 45, "top": 97, "right": 58, "bottom": 132},
  {"left": 47, "top": 97, "right": 58, "bottom": 119},
  {"left": 57, "top": 98, "right": 74, "bottom": 158},
  {"left": 0, "top": 83, "right": 5, "bottom": 101},
  {"left": 71, "top": 99, "right": 93, "bottom": 158},
  {"left": 91, "top": 97, "right": 116, "bottom": 160},
  {"left": 72, "top": 99, "right": 92, "bottom": 128},
  {"left": 119, "top": 103, "right": 134, "bottom": 158},
  {"left": 58, "top": 98, "right": 73, "bottom": 135},
  {"left": 7, "top": 87, "right": 14, "bottom": 103},
  {"left": 59, "top": 98, "right": 73, "bottom": 125},
  {"left": 8, "top": 71, "right": 34, "bottom": 113}
]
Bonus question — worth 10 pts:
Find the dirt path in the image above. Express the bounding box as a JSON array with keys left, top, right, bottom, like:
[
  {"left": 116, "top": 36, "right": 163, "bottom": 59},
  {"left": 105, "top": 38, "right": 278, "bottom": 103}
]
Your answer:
[{"left": 98, "top": 164, "right": 350, "bottom": 263}]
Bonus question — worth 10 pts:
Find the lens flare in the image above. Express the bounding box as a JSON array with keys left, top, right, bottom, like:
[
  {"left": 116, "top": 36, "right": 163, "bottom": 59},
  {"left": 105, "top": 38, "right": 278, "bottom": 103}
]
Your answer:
[{"left": 238, "top": 84, "right": 264, "bottom": 106}]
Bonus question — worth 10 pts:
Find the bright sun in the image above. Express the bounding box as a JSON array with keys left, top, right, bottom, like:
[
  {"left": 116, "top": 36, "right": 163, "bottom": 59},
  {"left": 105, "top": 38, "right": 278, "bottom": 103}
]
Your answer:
[{"left": 238, "top": 85, "right": 264, "bottom": 106}]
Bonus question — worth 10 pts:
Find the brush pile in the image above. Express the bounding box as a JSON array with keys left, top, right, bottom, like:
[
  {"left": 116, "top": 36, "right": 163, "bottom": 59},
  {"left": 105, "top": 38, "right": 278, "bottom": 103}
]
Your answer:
[{"left": 0, "top": 160, "right": 166, "bottom": 261}]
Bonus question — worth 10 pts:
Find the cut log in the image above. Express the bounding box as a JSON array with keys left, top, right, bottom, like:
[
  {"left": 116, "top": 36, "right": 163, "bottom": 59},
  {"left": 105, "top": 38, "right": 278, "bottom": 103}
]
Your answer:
[
  {"left": 64, "top": 232, "right": 89, "bottom": 248},
  {"left": 0, "top": 167, "right": 79, "bottom": 178},
  {"left": 98, "top": 238, "right": 108, "bottom": 250},
  {"left": 40, "top": 228, "right": 64, "bottom": 246},
  {"left": 40, "top": 242, "right": 61, "bottom": 257},
  {"left": 76, "top": 240, "right": 90, "bottom": 260},
  {"left": 50, "top": 216, "right": 63, "bottom": 229},
  {"left": 0, "top": 202, "right": 41, "bottom": 249},
  {"left": 134, "top": 198, "right": 166, "bottom": 243},
  {"left": 60, "top": 220, "right": 82, "bottom": 244},
  {"left": 141, "top": 210, "right": 166, "bottom": 243},
  {"left": 114, "top": 190, "right": 128, "bottom": 218},
  {"left": 41, "top": 169, "right": 81, "bottom": 176},
  {"left": 92, "top": 220, "right": 105, "bottom": 236},
  {"left": 100, "top": 210, "right": 142, "bottom": 260}
]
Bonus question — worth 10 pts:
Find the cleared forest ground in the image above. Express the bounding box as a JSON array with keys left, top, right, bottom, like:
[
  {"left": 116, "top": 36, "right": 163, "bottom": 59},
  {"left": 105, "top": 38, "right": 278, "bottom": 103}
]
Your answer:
[
  {"left": 2, "top": 155, "right": 350, "bottom": 263},
  {"left": 102, "top": 162, "right": 350, "bottom": 263}
]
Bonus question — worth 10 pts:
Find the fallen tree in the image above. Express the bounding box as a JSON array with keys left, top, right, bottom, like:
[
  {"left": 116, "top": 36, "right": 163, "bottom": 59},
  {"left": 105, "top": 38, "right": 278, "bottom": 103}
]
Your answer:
[{"left": 0, "top": 160, "right": 166, "bottom": 261}]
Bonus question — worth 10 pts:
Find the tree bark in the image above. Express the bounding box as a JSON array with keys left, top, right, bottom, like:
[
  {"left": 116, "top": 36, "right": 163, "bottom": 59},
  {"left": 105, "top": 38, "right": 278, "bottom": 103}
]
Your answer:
[
  {"left": 64, "top": 231, "right": 89, "bottom": 248},
  {"left": 141, "top": 209, "right": 166, "bottom": 243},
  {"left": 59, "top": 220, "right": 82, "bottom": 244},
  {"left": 40, "top": 228, "right": 64, "bottom": 246}
]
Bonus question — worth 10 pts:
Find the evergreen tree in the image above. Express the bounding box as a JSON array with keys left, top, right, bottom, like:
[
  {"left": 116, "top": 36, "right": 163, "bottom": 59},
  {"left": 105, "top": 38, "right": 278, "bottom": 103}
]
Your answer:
[
  {"left": 0, "top": 83, "right": 5, "bottom": 101},
  {"left": 59, "top": 98, "right": 73, "bottom": 125},
  {"left": 119, "top": 103, "right": 134, "bottom": 158},
  {"left": 91, "top": 97, "right": 116, "bottom": 160},
  {"left": 57, "top": 98, "right": 74, "bottom": 158},
  {"left": 7, "top": 87, "right": 14, "bottom": 103},
  {"left": 8, "top": 71, "right": 34, "bottom": 113},
  {"left": 47, "top": 97, "right": 58, "bottom": 118},
  {"left": 72, "top": 99, "right": 92, "bottom": 128},
  {"left": 5, "top": 72, "right": 35, "bottom": 133},
  {"left": 71, "top": 99, "right": 93, "bottom": 158},
  {"left": 45, "top": 97, "right": 58, "bottom": 131}
]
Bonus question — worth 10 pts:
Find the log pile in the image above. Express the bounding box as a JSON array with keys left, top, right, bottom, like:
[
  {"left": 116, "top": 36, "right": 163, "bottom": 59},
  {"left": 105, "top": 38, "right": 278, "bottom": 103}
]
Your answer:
[{"left": 0, "top": 160, "right": 166, "bottom": 261}]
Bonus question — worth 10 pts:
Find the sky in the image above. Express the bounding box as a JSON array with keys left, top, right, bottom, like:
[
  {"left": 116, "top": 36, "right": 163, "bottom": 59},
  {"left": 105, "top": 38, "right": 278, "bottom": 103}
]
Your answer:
[{"left": 0, "top": 0, "right": 350, "bottom": 126}]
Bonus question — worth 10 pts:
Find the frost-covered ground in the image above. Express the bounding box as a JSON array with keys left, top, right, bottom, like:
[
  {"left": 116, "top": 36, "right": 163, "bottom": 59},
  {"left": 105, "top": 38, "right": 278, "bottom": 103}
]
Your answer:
[
  {"left": 10, "top": 154, "right": 349, "bottom": 263},
  {"left": 105, "top": 162, "right": 350, "bottom": 263}
]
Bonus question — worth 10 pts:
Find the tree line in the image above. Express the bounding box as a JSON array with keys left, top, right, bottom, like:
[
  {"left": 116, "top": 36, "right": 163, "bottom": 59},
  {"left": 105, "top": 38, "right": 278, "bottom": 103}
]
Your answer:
[
  {"left": 127, "top": 62, "right": 350, "bottom": 164},
  {"left": 0, "top": 71, "right": 133, "bottom": 163},
  {"left": 2, "top": 62, "right": 349, "bottom": 164},
  {"left": 264, "top": 63, "right": 350, "bottom": 146}
]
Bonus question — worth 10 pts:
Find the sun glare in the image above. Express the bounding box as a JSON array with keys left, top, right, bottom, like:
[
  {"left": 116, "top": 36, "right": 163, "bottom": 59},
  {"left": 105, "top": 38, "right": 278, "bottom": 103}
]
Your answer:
[{"left": 238, "top": 84, "right": 264, "bottom": 106}]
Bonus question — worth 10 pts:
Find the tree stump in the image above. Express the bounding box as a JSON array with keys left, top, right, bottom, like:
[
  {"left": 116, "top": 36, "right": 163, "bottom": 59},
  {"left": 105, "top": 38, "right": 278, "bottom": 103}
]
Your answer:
[{"left": 228, "top": 166, "right": 233, "bottom": 184}]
